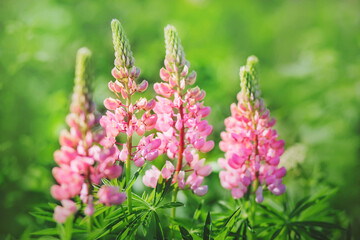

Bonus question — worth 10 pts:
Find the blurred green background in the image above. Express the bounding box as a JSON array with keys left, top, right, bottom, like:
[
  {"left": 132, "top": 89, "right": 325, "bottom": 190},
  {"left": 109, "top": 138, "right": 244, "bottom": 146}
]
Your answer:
[{"left": 0, "top": 0, "right": 359, "bottom": 238}]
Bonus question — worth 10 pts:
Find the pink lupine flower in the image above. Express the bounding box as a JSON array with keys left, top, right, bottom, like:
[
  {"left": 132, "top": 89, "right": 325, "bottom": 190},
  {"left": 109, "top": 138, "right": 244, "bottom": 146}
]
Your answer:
[
  {"left": 53, "top": 200, "right": 77, "bottom": 223},
  {"left": 143, "top": 166, "right": 162, "bottom": 188},
  {"left": 99, "top": 19, "right": 161, "bottom": 211},
  {"left": 218, "top": 56, "right": 286, "bottom": 202},
  {"left": 98, "top": 186, "right": 127, "bottom": 206},
  {"left": 142, "top": 25, "right": 213, "bottom": 196},
  {"left": 99, "top": 20, "right": 159, "bottom": 166},
  {"left": 51, "top": 48, "right": 124, "bottom": 223}
]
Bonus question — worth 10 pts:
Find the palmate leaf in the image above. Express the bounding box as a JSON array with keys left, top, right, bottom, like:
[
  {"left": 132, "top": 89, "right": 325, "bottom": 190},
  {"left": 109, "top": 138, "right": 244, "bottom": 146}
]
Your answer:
[
  {"left": 203, "top": 212, "right": 212, "bottom": 240},
  {"left": 178, "top": 225, "right": 203, "bottom": 240},
  {"left": 157, "top": 175, "right": 174, "bottom": 206},
  {"left": 179, "top": 226, "right": 194, "bottom": 240},
  {"left": 291, "top": 220, "right": 344, "bottom": 230},
  {"left": 214, "top": 208, "right": 242, "bottom": 240},
  {"left": 37, "top": 237, "right": 59, "bottom": 240},
  {"left": 227, "top": 218, "right": 247, "bottom": 240},
  {"left": 241, "top": 219, "right": 248, "bottom": 240},
  {"left": 117, "top": 212, "right": 148, "bottom": 240},
  {"left": 88, "top": 210, "right": 142, "bottom": 239},
  {"left": 171, "top": 217, "right": 200, "bottom": 230},
  {"left": 289, "top": 198, "right": 320, "bottom": 219},
  {"left": 57, "top": 215, "right": 73, "bottom": 240},
  {"left": 288, "top": 189, "right": 336, "bottom": 220},
  {"left": 141, "top": 211, "right": 153, "bottom": 236},
  {"left": 30, "top": 212, "right": 55, "bottom": 223},
  {"left": 257, "top": 203, "right": 285, "bottom": 220},
  {"left": 193, "top": 201, "right": 203, "bottom": 221},
  {"left": 132, "top": 192, "right": 151, "bottom": 209},
  {"left": 126, "top": 164, "right": 146, "bottom": 191},
  {"left": 270, "top": 226, "right": 283, "bottom": 240},
  {"left": 30, "top": 205, "right": 56, "bottom": 222},
  {"left": 31, "top": 228, "right": 59, "bottom": 236},
  {"left": 154, "top": 212, "right": 165, "bottom": 240},
  {"left": 158, "top": 201, "right": 184, "bottom": 209}
]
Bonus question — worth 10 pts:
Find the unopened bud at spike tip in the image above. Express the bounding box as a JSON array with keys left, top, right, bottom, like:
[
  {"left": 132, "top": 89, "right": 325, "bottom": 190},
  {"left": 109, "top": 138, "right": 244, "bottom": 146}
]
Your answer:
[
  {"left": 111, "top": 19, "right": 134, "bottom": 69},
  {"left": 239, "top": 55, "right": 261, "bottom": 102},
  {"left": 164, "top": 25, "right": 185, "bottom": 67},
  {"left": 75, "top": 47, "right": 92, "bottom": 90}
]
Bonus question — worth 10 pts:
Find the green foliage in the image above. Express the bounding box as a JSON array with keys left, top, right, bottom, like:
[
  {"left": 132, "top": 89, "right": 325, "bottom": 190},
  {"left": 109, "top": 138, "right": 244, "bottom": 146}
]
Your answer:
[
  {"left": 254, "top": 190, "right": 345, "bottom": 239},
  {"left": 0, "top": 0, "right": 359, "bottom": 238},
  {"left": 27, "top": 186, "right": 345, "bottom": 239}
]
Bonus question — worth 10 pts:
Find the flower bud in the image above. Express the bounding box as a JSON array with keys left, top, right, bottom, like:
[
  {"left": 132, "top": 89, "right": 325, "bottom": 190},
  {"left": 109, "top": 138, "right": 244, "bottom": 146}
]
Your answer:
[
  {"left": 137, "top": 80, "right": 148, "bottom": 92},
  {"left": 186, "top": 71, "right": 196, "bottom": 85}
]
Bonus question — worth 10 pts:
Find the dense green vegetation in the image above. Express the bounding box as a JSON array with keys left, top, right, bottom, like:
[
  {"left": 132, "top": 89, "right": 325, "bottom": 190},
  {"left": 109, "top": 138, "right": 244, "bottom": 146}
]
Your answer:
[{"left": 0, "top": 0, "right": 359, "bottom": 238}]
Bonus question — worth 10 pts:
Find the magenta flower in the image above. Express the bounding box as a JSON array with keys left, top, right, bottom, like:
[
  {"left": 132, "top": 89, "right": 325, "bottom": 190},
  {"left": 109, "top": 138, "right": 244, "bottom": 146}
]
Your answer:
[
  {"left": 99, "top": 19, "right": 159, "bottom": 212},
  {"left": 218, "top": 56, "right": 286, "bottom": 203},
  {"left": 51, "top": 48, "right": 123, "bottom": 222},
  {"left": 143, "top": 25, "right": 213, "bottom": 196},
  {"left": 98, "top": 186, "right": 127, "bottom": 206},
  {"left": 100, "top": 20, "right": 159, "bottom": 166}
]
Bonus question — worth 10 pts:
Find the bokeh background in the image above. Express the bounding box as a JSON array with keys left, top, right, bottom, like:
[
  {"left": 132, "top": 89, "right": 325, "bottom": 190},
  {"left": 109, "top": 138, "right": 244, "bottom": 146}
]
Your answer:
[{"left": 0, "top": 0, "right": 359, "bottom": 238}]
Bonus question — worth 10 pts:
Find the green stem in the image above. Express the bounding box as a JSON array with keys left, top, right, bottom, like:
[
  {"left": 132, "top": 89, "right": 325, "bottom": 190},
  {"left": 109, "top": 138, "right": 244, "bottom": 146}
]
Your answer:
[
  {"left": 87, "top": 216, "right": 92, "bottom": 232},
  {"left": 171, "top": 186, "right": 179, "bottom": 239},
  {"left": 126, "top": 143, "right": 132, "bottom": 213},
  {"left": 171, "top": 186, "right": 178, "bottom": 219},
  {"left": 249, "top": 180, "right": 258, "bottom": 240}
]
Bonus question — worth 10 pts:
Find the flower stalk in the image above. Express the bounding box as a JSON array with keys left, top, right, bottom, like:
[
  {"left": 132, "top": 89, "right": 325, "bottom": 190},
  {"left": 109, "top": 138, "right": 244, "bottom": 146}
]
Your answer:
[
  {"left": 142, "top": 25, "right": 214, "bottom": 220},
  {"left": 218, "top": 55, "right": 286, "bottom": 204},
  {"left": 101, "top": 19, "right": 159, "bottom": 213}
]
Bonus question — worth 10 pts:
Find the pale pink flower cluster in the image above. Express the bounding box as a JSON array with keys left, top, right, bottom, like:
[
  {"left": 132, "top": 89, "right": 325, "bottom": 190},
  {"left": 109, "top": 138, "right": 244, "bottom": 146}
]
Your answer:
[
  {"left": 218, "top": 56, "right": 286, "bottom": 203},
  {"left": 98, "top": 186, "right": 127, "bottom": 206},
  {"left": 53, "top": 200, "right": 77, "bottom": 223},
  {"left": 142, "top": 25, "right": 213, "bottom": 196},
  {"left": 99, "top": 62, "right": 159, "bottom": 168},
  {"left": 51, "top": 48, "right": 125, "bottom": 223},
  {"left": 99, "top": 21, "right": 159, "bottom": 168}
]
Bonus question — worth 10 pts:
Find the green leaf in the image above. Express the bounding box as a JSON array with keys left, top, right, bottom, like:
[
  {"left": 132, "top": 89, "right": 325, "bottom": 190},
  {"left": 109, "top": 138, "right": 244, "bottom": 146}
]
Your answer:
[
  {"left": 56, "top": 215, "right": 73, "bottom": 240},
  {"left": 291, "top": 221, "right": 344, "bottom": 230},
  {"left": 241, "top": 219, "right": 247, "bottom": 240},
  {"left": 257, "top": 204, "right": 285, "bottom": 220},
  {"left": 38, "top": 237, "right": 59, "bottom": 240},
  {"left": 179, "top": 226, "right": 194, "bottom": 240},
  {"left": 30, "top": 212, "right": 55, "bottom": 222},
  {"left": 193, "top": 201, "right": 203, "bottom": 221},
  {"left": 101, "top": 178, "right": 111, "bottom": 186},
  {"left": 126, "top": 164, "right": 146, "bottom": 190},
  {"left": 141, "top": 211, "right": 153, "bottom": 236},
  {"left": 64, "top": 215, "right": 73, "bottom": 240},
  {"left": 306, "top": 228, "right": 329, "bottom": 240},
  {"left": 289, "top": 194, "right": 327, "bottom": 219},
  {"left": 270, "top": 226, "right": 283, "bottom": 240},
  {"left": 153, "top": 180, "right": 164, "bottom": 205},
  {"left": 132, "top": 192, "right": 151, "bottom": 209},
  {"left": 158, "top": 201, "right": 184, "bottom": 209},
  {"left": 154, "top": 212, "right": 165, "bottom": 240},
  {"left": 214, "top": 208, "right": 242, "bottom": 240},
  {"left": 31, "top": 228, "right": 58, "bottom": 236},
  {"left": 203, "top": 212, "right": 212, "bottom": 240}
]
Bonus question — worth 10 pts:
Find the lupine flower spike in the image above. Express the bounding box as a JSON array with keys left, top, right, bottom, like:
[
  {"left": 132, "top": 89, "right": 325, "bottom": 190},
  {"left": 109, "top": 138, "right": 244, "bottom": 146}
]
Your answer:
[
  {"left": 142, "top": 25, "right": 214, "bottom": 198},
  {"left": 51, "top": 48, "right": 125, "bottom": 223},
  {"left": 100, "top": 19, "right": 158, "bottom": 212},
  {"left": 218, "top": 56, "right": 286, "bottom": 203}
]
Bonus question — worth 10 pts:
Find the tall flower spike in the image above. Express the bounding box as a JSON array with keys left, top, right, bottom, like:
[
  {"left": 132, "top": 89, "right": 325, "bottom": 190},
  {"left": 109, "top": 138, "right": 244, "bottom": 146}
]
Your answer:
[
  {"left": 100, "top": 19, "right": 158, "bottom": 212},
  {"left": 218, "top": 56, "right": 286, "bottom": 203},
  {"left": 143, "top": 25, "right": 213, "bottom": 197},
  {"left": 51, "top": 48, "right": 125, "bottom": 223}
]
